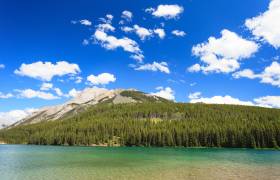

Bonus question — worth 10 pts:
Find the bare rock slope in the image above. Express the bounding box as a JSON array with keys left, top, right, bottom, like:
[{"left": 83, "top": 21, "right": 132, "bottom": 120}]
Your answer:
[{"left": 11, "top": 88, "right": 169, "bottom": 127}]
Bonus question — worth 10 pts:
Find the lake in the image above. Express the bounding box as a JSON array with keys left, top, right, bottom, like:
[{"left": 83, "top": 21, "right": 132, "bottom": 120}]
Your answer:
[{"left": 0, "top": 145, "right": 279, "bottom": 180}]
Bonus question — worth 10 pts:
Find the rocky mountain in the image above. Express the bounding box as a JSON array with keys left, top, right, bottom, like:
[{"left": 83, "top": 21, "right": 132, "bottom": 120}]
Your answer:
[{"left": 10, "top": 88, "right": 169, "bottom": 127}]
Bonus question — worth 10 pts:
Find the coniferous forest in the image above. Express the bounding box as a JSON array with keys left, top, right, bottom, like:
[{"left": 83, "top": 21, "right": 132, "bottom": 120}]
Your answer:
[{"left": 1, "top": 102, "right": 280, "bottom": 148}]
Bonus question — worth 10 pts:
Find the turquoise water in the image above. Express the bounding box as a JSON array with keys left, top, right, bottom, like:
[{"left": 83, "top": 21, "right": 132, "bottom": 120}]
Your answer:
[{"left": 0, "top": 145, "right": 280, "bottom": 180}]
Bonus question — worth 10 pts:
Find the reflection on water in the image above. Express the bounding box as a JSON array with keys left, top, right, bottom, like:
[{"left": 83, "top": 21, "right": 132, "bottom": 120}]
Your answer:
[{"left": 0, "top": 145, "right": 280, "bottom": 180}]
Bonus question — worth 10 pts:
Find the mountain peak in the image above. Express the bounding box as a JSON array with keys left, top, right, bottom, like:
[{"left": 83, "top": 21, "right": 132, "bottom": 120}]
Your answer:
[{"left": 10, "top": 88, "right": 169, "bottom": 127}]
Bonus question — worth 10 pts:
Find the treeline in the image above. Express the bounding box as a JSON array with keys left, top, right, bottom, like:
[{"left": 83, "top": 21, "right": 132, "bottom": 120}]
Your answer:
[{"left": 1, "top": 103, "right": 280, "bottom": 148}]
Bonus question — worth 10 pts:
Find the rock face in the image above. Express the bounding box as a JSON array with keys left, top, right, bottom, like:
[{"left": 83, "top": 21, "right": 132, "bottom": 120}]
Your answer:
[{"left": 10, "top": 88, "right": 168, "bottom": 127}]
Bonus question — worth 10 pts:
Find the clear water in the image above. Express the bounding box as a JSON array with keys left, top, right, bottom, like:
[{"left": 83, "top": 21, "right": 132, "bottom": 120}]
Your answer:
[{"left": 0, "top": 145, "right": 280, "bottom": 180}]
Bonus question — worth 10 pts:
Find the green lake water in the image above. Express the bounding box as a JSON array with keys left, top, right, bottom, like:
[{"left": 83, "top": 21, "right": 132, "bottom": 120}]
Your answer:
[{"left": 0, "top": 145, "right": 280, "bottom": 180}]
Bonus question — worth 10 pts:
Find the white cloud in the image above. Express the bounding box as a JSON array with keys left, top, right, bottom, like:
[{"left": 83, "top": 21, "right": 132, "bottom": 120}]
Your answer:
[
  {"left": 15, "top": 61, "right": 81, "bottom": 81},
  {"left": 188, "top": 92, "right": 201, "bottom": 99},
  {"left": 145, "top": 8, "right": 155, "bottom": 13},
  {"left": 233, "top": 61, "right": 280, "bottom": 87},
  {"left": 96, "top": 23, "right": 115, "bottom": 32},
  {"left": 75, "top": 76, "right": 83, "bottom": 84},
  {"left": 254, "top": 96, "right": 280, "bottom": 108},
  {"left": 154, "top": 28, "right": 166, "bottom": 39},
  {"left": 259, "top": 61, "right": 280, "bottom": 87},
  {"left": 40, "top": 83, "right": 53, "bottom": 91},
  {"left": 172, "top": 30, "right": 186, "bottom": 37},
  {"left": 121, "top": 25, "right": 165, "bottom": 41},
  {"left": 245, "top": 0, "right": 280, "bottom": 48},
  {"left": 189, "top": 94, "right": 254, "bottom": 106},
  {"left": 40, "top": 83, "right": 65, "bottom": 97},
  {"left": 151, "top": 87, "right": 175, "bottom": 100},
  {"left": 0, "top": 64, "right": 5, "bottom": 69},
  {"left": 189, "top": 29, "right": 259, "bottom": 73},
  {"left": 121, "top": 10, "right": 133, "bottom": 21},
  {"left": 0, "top": 92, "right": 13, "bottom": 99},
  {"left": 54, "top": 88, "right": 64, "bottom": 96},
  {"left": 99, "top": 14, "right": 113, "bottom": 24},
  {"left": 134, "top": 61, "right": 170, "bottom": 74},
  {"left": 188, "top": 63, "right": 201, "bottom": 72},
  {"left": 130, "top": 54, "right": 144, "bottom": 62},
  {"left": 18, "top": 89, "right": 59, "bottom": 100},
  {"left": 188, "top": 92, "right": 280, "bottom": 108},
  {"left": 232, "top": 69, "right": 257, "bottom": 79},
  {"left": 106, "top": 14, "right": 113, "bottom": 21},
  {"left": 146, "top": 5, "right": 184, "bottom": 19},
  {"left": 68, "top": 88, "right": 81, "bottom": 98},
  {"left": 122, "top": 25, "right": 165, "bottom": 40},
  {"left": 121, "top": 26, "right": 134, "bottom": 33},
  {"left": 87, "top": 73, "right": 116, "bottom": 85},
  {"left": 133, "top": 25, "right": 153, "bottom": 40},
  {"left": 0, "top": 108, "right": 37, "bottom": 128},
  {"left": 80, "top": 19, "right": 92, "bottom": 26},
  {"left": 93, "top": 30, "right": 144, "bottom": 62}
]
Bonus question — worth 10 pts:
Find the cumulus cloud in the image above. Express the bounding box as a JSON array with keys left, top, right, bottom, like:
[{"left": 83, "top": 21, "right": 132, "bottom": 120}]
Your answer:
[
  {"left": 0, "top": 92, "right": 13, "bottom": 99},
  {"left": 233, "top": 61, "right": 280, "bottom": 87},
  {"left": 245, "top": 0, "right": 280, "bottom": 48},
  {"left": 39, "top": 83, "right": 66, "bottom": 97},
  {"left": 14, "top": 61, "right": 81, "bottom": 81},
  {"left": 54, "top": 88, "right": 64, "bottom": 97},
  {"left": 133, "top": 25, "right": 153, "bottom": 40},
  {"left": 80, "top": 19, "right": 92, "bottom": 26},
  {"left": 40, "top": 83, "right": 53, "bottom": 91},
  {"left": 0, "top": 108, "right": 37, "bottom": 128},
  {"left": 67, "top": 88, "right": 81, "bottom": 98},
  {"left": 134, "top": 61, "right": 170, "bottom": 74},
  {"left": 146, "top": 4, "right": 184, "bottom": 19},
  {"left": 71, "top": 19, "right": 92, "bottom": 26},
  {"left": 75, "top": 76, "right": 83, "bottom": 84},
  {"left": 254, "top": 96, "right": 280, "bottom": 108},
  {"left": 188, "top": 92, "right": 280, "bottom": 108},
  {"left": 121, "top": 25, "right": 165, "bottom": 40},
  {"left": 93, "top": 30, "right": 144, "bottom": 62},
  {"left": 87, "top": 73, "right": 116, "bottom": 85},
  {"left": 121, "top": 10, "right": 133, "bottom": 22},
  {"left": 188, "top": 64, "right": 201, "bottom": 72},
  {"left": 151, "top": 87, "right": 175, "bottom": 100},
  {"left": 189, "top": 29, "right": 259, "bottom": 73},
  {"left": 18, "top": 89, "right": 59, "bottom": 100},
  {"left": 188, "top": 92, "right": 201, "bottom": 99},
  {"left": 94, "top": 14, "right": 115, "bottom": 32},
  {"left": 189, "top": 93, "right": 254, "bottom": 106},
  {"left": 172, "top": 30, "right": 186, "bottom": 37},
  {"left": 0, "top": 64, "right": 5, "bottom": 69},
  {"left": 232, "top": 69, "right": 257, "bottom": 79},
  {"left": 99, "top": 14, "right": 113, "bottom": 24},
  {"left": 96, "top": 23, "right": 115, "bottom": 32},
  {"left": 121, "top": 26, "right": 134, "bottom": 33},
  {"left": 106, "top": 14, "right": 113, "bottom": 21},
  {"left": 154, "top": 28, "right": 166, "bottom": 39}
]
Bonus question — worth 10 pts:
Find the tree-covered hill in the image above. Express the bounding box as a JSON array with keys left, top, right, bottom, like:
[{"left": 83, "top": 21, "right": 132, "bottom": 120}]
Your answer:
[{"left": 1, "top": 102, "right": 280, "bottom": 148}]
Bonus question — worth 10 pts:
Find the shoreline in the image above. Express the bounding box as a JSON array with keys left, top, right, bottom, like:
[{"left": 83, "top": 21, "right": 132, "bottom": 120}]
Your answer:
[{"left": 1, "top": 143, "right": 279, "bottom": 150}]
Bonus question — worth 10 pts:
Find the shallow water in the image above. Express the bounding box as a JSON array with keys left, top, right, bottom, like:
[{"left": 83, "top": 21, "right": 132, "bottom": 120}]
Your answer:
[{"left": 0, "top": 145, "right": 280, "bottom": 180}]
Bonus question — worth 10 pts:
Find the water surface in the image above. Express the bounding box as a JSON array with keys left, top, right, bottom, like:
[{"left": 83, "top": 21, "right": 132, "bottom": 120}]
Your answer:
[{"left": 0, "top": 145, "right": 279, "bottom": 180}]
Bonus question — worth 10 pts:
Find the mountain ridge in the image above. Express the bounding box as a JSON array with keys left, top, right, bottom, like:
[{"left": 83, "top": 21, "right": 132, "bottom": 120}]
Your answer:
[{"left": 10, "top": 88, "right": 170, "bottom": 127}]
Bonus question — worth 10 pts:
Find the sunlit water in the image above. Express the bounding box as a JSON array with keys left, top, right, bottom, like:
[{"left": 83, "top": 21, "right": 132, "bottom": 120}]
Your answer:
[{"left": 0, "top": 145, "right": 280, "bottom": 180}]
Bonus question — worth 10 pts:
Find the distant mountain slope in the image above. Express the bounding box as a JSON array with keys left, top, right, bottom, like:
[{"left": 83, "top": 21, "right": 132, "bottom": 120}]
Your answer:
[{"left": 10, "top": 88, "right": 170, "bottom": 127}]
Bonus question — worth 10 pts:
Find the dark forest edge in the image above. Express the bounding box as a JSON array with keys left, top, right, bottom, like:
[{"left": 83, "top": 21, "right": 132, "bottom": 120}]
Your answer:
[{"left": 0, "top": 102, "right": 280, "bottom": 149}]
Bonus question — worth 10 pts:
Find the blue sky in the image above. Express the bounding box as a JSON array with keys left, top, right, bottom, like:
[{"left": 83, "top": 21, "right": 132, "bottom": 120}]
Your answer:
[{"left": 0, "top": 0, "right": 280, "bottom": 123}]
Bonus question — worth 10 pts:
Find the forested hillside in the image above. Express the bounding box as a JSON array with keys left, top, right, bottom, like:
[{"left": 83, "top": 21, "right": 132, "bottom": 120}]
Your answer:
[{"left": 1, "top": 102, "right": 280, "bottom": 148}]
